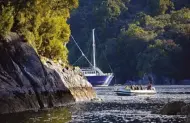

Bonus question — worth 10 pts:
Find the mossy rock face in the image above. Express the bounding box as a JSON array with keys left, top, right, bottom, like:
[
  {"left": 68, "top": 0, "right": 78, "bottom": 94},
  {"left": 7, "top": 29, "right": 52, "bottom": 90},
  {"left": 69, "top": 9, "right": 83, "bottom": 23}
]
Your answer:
[{"left": 160, "top": 101, "right": 186, "bottom": 115}]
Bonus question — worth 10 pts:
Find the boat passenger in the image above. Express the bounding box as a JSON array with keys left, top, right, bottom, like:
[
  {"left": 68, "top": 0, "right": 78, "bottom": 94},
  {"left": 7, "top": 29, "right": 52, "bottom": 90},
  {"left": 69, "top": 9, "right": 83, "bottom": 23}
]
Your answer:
[
  {"left": 136, "top": 86, "right": 139, "bottom": 90},
  {"left": 131, "top": 85, "right": 134, "bottom": 90},
  {"left": 129, "top": 85, "right": 132, "bottom": 90},
  {"left": 125, "top": 86, "right": 130, "bottom": 89},
  {"left": 134, "top": 85, "right": 137, "bottom": 90},
  {"left": 147, "top": 76, "right": 153, "bottom": 90},
  {"left": 137, "top": 85, "right": 140, "bottom": 90},
  {"left": 147, "top": 81, "right": 152, "bottom": 90}
]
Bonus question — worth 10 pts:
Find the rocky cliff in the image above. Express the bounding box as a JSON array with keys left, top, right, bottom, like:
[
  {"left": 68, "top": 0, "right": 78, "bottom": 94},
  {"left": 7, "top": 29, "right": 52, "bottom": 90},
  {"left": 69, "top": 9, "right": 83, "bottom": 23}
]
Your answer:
[{"left": 0, "top": 33, "right": 96, "bottom": 114}]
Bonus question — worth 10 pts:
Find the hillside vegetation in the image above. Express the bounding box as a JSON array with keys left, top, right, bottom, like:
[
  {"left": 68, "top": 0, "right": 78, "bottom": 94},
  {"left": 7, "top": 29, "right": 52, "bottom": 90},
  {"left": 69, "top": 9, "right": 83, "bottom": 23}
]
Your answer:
[
  {"left": 68, "top": 0, "right": 190, "bottom": 84},
  {"left": 0, "top": 0, "right": 78, "bottom": 63}
]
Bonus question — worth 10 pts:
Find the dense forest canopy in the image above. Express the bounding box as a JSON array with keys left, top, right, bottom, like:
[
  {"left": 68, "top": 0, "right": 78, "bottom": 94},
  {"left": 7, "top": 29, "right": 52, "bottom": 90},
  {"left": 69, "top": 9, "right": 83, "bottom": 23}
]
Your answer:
[
  {"left": 68, "top": 0, "right": 190, "bottom": 84},
  {"left": 0, "top": 0, "right": 189, "bottom": 84},
  {"left": 0, "top": 0, "right": 78, "bottom": 63}
]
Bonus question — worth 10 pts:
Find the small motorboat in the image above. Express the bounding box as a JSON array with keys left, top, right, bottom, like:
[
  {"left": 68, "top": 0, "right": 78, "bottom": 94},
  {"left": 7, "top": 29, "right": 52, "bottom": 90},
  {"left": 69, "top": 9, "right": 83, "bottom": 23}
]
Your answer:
[{"left": 115, "top": 86, "right": 157, "bottom": 96}]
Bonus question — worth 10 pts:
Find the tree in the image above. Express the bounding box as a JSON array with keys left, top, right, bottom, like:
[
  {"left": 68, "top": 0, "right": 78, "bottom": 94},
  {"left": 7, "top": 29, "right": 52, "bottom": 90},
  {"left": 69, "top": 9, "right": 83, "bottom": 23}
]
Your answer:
[
  {"left": 68, "top": 0, "right": 190, "bottom": 84},
  {"left": 0, "top": 0, "right": 78, "bottom": 63},
  {"left": 147, "top": 0, "right": 174, "bottom": 15},
  {"left": 0, "top": 4, "right": 14, "bottom": 37},
  {"left": 137, "top": 39, "right": 181, "bottom": 78}
]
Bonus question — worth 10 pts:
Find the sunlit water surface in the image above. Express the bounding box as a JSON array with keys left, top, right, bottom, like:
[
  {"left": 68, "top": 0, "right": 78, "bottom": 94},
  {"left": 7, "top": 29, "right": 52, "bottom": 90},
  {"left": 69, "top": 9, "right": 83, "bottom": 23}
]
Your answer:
[{"left": 1, "top": 85, "right": 190, "bottom": 123}]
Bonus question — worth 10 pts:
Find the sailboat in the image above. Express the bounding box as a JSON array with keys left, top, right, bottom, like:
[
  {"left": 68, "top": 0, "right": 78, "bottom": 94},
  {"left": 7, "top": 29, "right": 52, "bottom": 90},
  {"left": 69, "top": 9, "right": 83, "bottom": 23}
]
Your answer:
[{"left": 71, "top": 29, "right": 114, "bottom": 86}]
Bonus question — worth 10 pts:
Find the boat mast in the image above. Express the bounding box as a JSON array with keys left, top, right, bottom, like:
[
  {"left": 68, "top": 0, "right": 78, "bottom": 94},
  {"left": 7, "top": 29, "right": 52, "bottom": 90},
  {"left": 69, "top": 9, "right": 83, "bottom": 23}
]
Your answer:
[{"left": 92, "top": 29, "right": 96, "bottom": 69}]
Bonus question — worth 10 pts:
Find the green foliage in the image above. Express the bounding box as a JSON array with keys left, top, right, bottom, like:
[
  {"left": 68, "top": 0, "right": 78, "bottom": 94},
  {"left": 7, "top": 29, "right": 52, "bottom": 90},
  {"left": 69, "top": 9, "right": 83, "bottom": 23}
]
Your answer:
[
  {"left": 126, "top": 24, "right": 156, "bottom": 41},
  {"left": 69, "top": 0, "right": 190, "bottom": 83},
  {"left": 147, "top": 0, "right": 174, "bottom": 15},
  {"left": 43, "top": 39, "right": 69, "bottom": 63},
  {"left": 137, "top": 39, "right": 181, "bottom": 77},
  {"left": 103, "top": 0, "right": 127, "bottom": 18},
  {"left": 159, "top": 0, "right": 174, "bottom": 14},
  {"left": 0, "top": 4, "right": 14, "bottom": 37},
  {"left": 0, "top": 0, "right": 78, "bottom": 63},
  {"left": 93, "top": 0, "right": 128, "bottom": 27},
  {"left": 144, "top": 15, "right": 167, "bottom": 29},
  {"left": 171, "top": 8, "right": 190, "bottom": 24},
  {"left": 126, "top": 24, "right": 145, "bottom": 37}
]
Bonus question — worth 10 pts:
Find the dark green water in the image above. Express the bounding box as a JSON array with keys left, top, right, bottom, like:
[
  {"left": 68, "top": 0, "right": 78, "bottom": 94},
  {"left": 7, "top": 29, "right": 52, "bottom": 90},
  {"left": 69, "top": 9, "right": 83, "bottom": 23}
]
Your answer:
[{"left": 0, "top": 108, "right": 71, "bottom": 123}]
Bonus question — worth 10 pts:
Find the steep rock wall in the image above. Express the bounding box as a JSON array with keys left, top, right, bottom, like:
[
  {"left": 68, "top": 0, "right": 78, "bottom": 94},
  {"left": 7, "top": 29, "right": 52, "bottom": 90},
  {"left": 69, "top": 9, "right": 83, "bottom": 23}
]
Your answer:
[{"left": 0, "top": 33, "right": 96, "bottom": 114}]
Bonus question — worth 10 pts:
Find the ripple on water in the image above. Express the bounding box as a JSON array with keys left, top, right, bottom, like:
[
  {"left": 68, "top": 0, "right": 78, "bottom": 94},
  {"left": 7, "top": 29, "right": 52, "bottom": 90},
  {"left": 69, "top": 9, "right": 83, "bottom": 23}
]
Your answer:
[
  {"left": 69, "top": 85, "right": 190, "bottom": 123},
  {"left": 71, "top": 112, "right": 186, "bottom": 123}
]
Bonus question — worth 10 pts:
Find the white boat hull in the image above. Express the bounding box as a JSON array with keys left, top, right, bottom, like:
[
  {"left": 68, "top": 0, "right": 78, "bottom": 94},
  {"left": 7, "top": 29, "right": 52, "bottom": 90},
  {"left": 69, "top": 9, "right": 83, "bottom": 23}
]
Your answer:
[{"left": 115, "top": 87, "right": 156, "bottom": 96}]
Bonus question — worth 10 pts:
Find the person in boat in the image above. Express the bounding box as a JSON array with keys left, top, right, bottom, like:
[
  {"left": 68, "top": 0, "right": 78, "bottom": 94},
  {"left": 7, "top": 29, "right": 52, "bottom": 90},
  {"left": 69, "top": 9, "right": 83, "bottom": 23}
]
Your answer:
[
  {"left": 140, "top": 85, "right": 143, "bottom": 90},
  {"left": 134, "top": 85, "right": 137, "bottom": 90},
  {"left": 136, "top": 85, "right": 139, "bottom": 90},
  {"left": 130, "top": 85, "right": 134, "bottom": 90},
  {"left": 125, "top": 85, "right": 130, "bottom": 90},
  {"left": 147, "top": 82, "right": 152, "bottom": 90},
  {"left": 133, "top": 85, "right": 136, "bottom": 90},
  {"left": 147, "top": 76, "right": 153, "bottom": 90}
]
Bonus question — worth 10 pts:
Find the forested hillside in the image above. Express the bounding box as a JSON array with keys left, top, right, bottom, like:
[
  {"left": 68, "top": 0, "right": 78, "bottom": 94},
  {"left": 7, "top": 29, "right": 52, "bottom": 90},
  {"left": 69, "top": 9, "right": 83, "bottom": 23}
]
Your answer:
[
  {"left": 0, "top": 0, "right": 78, "bottom": 63},
  {"left": 68, "top": 0, "right": 190, "bottom": 84}
]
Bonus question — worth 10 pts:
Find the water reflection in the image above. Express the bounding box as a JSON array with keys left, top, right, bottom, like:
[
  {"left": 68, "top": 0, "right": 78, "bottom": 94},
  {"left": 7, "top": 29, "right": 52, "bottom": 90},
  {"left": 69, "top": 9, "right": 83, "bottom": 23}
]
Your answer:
[{"left": 0, "top": 108, "right": 71, "bottom": 123}]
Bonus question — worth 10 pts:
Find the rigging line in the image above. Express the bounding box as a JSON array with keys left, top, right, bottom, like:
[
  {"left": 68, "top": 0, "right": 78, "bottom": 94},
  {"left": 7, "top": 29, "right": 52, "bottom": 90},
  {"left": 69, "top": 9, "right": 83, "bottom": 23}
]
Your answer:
[
  {"left": 103, "top": 51, "right": 113, "bottom": 73},
  {"left": 72, "top": 55, "right": 83, "bottom": 65},
  {"left": 86, "top": 35, "right": 92, "bottom": 64},
  {"left": 95, "top": 33, "right": 114, "bottom": 73},
  {"left": 72, "top": 37, "right": 91, "bottom": 66},
  {"left": 70, "top": 35, "right": 93, "bottom": 67}
]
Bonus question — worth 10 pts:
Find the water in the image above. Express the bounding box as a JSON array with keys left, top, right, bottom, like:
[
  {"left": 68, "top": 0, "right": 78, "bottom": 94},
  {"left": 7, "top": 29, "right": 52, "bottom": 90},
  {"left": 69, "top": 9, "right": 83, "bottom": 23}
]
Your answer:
[
  {"left": 96, "top": 85, "right": 190, "bottom": 103},
  {"left": 70, "top": 85, "right": 190, "bottom": 123},
  {"left": 0, "top": 85, "right": 190, "bottom": 123}
]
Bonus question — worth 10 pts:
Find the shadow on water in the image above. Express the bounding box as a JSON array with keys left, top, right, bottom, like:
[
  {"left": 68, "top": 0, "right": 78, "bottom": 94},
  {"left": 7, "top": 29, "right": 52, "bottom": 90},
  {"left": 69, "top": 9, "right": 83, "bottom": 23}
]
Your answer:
[{"left": 0, "top": 108, "right": 71, "bottom": 123}]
